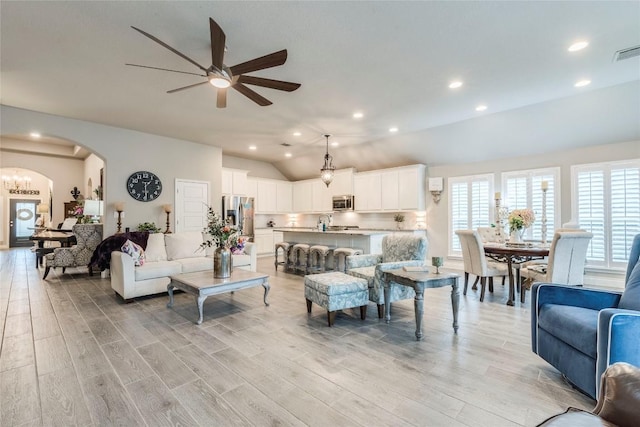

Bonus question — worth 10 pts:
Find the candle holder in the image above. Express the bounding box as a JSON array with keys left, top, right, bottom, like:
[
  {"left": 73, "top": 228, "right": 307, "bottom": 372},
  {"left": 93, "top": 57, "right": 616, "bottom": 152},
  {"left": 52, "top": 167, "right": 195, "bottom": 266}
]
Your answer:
[
  {"left": 495, "top": 195, "right": 504, "bottom": 242},
  {"left": 163, "top": 204, "right": 173, "bottom": 234},
  {"left": 114, "top": 202, "right": 125, "bottom": 233},
  {"left": 541, "top": 187, "right": 548, "bottom": 244},
  {"left": 431, "top": 256, "right": 444, "bottom": 274}
]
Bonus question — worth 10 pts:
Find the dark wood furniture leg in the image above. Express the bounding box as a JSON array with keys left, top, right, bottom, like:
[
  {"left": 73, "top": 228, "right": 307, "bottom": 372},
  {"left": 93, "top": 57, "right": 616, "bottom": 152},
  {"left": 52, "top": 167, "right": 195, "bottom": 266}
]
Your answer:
[
  {"left": 360, "top": 305, "right": 367, "bottom": 320},
  {"left": 306, "top": 298, "right": 312, "bottom": 313}
]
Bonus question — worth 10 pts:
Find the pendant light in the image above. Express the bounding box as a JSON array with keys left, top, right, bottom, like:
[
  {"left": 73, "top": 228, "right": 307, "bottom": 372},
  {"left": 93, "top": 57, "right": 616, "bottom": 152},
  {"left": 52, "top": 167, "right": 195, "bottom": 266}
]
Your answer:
[{"left": 320, "top": 134, "right": 335, "bottom": 187}]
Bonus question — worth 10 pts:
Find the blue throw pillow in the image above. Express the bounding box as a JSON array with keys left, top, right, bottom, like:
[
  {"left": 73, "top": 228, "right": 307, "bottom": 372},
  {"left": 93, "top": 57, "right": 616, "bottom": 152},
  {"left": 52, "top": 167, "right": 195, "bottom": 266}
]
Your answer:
[{"left": 619, "top": 260, "right": 640, "bottom": 310}]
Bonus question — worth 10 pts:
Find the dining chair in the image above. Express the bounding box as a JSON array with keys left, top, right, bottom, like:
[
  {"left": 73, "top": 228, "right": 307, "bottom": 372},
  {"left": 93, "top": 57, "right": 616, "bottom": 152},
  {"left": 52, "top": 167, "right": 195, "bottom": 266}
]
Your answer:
[
  {"left": 43, "top": 223, "right": 103, "bottom": 279},
  {"left": 520, "top": 230, "right": 593, "bottom": 302},
  {"left": 455, "top": 230, "right": 509, "bottom": 302}
]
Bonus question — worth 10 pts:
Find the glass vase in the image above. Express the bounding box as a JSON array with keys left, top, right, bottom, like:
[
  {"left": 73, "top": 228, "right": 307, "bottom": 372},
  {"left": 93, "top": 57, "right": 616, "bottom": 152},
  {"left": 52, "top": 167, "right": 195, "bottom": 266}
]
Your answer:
[{"left": 509, "top": 229, "right": 524, "bottom": 244}]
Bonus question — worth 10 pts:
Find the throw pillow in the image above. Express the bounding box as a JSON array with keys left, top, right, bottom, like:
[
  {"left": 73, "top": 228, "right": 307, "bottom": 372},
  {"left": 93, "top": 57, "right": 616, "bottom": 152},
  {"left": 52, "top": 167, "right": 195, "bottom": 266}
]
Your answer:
[
  {"left": 618, "top": 259, "right": 640, "bottom": 310},
  {"left": 121, "top": 239, "right": 146, "bottom": 266},
  {"left": 144, "top": 233, "right": 168, "bottom": 262}
]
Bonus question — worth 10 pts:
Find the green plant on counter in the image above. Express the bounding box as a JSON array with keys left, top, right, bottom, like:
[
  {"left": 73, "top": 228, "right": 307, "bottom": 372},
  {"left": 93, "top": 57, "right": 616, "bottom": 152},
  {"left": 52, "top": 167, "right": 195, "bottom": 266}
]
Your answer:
[
  {"left": 394, "top": 213, "right": 405, "bottom": 223},
  {"left": 137, "top": 222, "right": 162, "bottom": 233}
]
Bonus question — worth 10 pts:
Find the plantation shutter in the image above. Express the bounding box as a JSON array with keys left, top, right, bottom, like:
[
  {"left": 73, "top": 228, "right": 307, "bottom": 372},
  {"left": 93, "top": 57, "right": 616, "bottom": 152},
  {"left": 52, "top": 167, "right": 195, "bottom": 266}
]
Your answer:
[
  {"left": 449, "top": 174, "right": 493, "bottom": 255},
  {"left": 610, "top": 166, "right": 640, "bottom": 264}
]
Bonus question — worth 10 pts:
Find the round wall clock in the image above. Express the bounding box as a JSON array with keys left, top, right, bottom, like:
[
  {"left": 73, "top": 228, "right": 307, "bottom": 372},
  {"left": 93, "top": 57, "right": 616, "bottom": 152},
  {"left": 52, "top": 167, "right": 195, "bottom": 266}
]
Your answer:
[{"left": 126, "top": 171, "right": 162, "bottom": 202}]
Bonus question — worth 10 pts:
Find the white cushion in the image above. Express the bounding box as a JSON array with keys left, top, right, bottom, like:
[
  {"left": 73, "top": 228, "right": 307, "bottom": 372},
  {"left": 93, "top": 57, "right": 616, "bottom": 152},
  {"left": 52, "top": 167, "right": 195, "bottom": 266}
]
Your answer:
[
  {"left": 177, "top": 257, "right": 213, "bottom": 273},
  {"left": 165, "top": 232, "right": 205, "bottom": 260},
  {"left": 145, "top": 233, "right": 168, "bottom": 262},
  {"left": 232, "top": 254, "right": 251, "bottom": 267},
  {"left": 134, "top": 261, "right": 182, "bottom": 281}
]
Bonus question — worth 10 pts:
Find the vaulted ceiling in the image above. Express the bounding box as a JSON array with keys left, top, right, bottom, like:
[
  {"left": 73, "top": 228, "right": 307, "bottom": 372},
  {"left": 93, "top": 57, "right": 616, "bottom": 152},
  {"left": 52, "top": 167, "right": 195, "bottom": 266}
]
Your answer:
[{"left": 1, "top": 1, "right": 639, "bottom": 180}]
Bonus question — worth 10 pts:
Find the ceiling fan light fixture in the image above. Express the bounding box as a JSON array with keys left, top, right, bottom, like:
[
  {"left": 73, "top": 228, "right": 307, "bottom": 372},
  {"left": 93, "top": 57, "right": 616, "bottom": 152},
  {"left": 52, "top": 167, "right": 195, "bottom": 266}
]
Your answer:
[
  {"left": 320, "top": 134, "right": 336, "bottom": 187},
  {"left": 209, "top": 74, "right": 231, "bottom": 88}
]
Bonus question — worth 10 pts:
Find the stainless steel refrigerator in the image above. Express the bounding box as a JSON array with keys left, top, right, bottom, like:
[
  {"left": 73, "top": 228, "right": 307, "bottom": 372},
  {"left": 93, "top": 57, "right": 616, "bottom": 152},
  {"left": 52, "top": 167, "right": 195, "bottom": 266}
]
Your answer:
[{"left": 222, "top": 196, "right": 255, "bottom": 242}]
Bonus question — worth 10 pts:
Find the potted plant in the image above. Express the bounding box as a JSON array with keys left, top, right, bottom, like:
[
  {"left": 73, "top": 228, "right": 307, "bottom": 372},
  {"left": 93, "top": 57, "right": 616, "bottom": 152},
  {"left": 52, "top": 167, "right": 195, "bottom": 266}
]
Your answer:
[{"left": 394, "top": 213, "right": 405, "bottom": 230}]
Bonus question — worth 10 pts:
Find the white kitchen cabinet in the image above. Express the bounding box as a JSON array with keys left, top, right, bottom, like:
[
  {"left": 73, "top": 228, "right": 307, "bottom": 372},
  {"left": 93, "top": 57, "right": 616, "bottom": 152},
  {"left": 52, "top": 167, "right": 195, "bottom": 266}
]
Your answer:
[
  {"left": 254, "top": 229, "right": 274, "bottom": 256},
  {"left": 256, "top": 180, "right": 277, "bottom": 213},
  {"left": 221, "top": 168, "right": 248, "bottom": 195},
  {"left": 354, "top": 172, "right": 381, "bottom": 211},
  {"left": 312, "top": 180, "right": 332, "bottom": 212},
  {"left": 293, "top": 181, "right": 313, "bottom": 213},
  {"left": 328, "top": 169, "right": 354, "bottom": 197},
  {"left": 354, "top": 165, "right": 425, "bottom": 212},
  {"left": 276, "top": 181, "right": 293, "bottom": 213},
  {"left": 380, "top": 171, "right": 399, "bottom": 210},
  {"left": 245, "top": 179, "right": 257, "bottom": 199}
]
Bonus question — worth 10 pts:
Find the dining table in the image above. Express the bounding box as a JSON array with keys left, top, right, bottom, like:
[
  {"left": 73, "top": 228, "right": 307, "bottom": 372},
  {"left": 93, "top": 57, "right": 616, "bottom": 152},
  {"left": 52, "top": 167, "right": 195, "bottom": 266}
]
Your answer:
[{"left": 483, "top": 242, "right": 550, "bottom": 306}]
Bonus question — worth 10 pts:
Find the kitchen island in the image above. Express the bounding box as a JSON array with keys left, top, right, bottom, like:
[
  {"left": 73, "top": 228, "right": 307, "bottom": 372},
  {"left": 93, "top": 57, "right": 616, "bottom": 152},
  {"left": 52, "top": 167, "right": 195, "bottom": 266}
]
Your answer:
[{"left": 273, "top": 228, "right": 425, "bottom": 255}]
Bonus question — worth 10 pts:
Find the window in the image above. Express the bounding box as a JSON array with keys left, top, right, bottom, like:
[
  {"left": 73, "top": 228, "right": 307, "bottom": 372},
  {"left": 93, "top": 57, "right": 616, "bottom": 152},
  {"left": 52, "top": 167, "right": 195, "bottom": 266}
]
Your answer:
[
  {"left": 572, "top": 160, "right": 640, "bottom": 269},
  {"left": 449, "top": 174, "right": 493, "bottom": 255},
  {"left": 502, "top": 168, "right": 560, "bottom": 241}
]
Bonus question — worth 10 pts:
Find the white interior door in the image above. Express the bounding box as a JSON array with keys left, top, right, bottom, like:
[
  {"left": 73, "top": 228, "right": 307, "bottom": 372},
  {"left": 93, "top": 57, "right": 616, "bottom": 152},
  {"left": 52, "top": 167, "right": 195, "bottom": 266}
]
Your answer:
[{"left": 175, "top": 179, "right": 209, "bottom": 233}]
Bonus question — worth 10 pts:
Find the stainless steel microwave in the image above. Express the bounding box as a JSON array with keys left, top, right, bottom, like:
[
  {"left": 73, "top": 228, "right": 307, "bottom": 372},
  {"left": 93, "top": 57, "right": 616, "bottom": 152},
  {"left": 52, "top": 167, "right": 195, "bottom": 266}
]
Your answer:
[{"left": 332, "top": 195, "right": 354, "bottom": 211}]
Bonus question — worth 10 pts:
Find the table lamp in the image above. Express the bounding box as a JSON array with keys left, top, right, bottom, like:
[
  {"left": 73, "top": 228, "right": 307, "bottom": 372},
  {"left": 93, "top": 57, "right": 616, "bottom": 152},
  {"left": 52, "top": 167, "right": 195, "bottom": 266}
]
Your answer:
[
  {"left": 83, "top": 200, "right": 104, "bottom": 223},
  {"left": 163, "top": 204, "right": 173, "bottom": 234},
  {"left": 114, "top": 202, "right": 125, "bottom": 233}
]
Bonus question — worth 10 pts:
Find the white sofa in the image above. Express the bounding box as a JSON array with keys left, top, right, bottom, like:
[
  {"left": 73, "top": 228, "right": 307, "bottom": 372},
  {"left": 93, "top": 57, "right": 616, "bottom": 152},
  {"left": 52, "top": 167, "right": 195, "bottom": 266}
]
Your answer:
[{"left": 110, "top": 232, "right": 256, "bottom": 300}]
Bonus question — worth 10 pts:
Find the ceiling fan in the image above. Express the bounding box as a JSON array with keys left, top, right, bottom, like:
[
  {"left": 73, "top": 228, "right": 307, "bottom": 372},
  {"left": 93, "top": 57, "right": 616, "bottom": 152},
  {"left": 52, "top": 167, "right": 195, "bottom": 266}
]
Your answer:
[{"left": 126, "top": 18, "right": 301, "bottom": 108}]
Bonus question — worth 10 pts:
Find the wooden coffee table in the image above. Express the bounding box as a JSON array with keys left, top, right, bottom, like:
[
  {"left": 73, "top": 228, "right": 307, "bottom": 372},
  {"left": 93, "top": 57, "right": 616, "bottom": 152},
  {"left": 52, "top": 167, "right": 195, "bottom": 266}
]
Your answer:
[
  {"left": 168, "top": 270, "right": 270, "bottom": 324},
  {"left": 383, "top": 268, "right": 460, "bottom": 340}
]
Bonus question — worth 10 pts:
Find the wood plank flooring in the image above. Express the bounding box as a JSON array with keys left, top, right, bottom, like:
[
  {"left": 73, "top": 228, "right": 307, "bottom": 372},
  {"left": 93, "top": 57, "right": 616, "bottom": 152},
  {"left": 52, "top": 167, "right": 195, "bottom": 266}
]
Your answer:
[{"left": 0, "top": 248, "right": 594, "bottom": 426}]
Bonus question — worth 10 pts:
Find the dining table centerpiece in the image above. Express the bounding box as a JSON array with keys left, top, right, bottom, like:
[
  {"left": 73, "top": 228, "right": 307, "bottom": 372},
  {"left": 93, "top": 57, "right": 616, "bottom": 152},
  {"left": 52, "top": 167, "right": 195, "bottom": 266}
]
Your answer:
[
  {"left": 507, "top": 208, "right": 535, "bottom": 244},
  {"left": 201, "top": 205, "right": 246, "bottom": 278}
]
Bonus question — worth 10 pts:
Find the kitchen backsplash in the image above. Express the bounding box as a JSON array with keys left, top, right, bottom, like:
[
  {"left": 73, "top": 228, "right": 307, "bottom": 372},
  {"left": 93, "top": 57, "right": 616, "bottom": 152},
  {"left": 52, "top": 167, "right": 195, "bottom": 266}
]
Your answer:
[{"left": 255, "top": 212, "right": 426, "bottom": 230}]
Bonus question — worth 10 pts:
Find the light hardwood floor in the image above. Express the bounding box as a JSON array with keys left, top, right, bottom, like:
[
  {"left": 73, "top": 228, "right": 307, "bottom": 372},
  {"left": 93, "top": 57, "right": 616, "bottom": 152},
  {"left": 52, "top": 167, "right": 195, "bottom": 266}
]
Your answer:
[{"left": 0, "top": 248, "right": 594, "bottom": 426}]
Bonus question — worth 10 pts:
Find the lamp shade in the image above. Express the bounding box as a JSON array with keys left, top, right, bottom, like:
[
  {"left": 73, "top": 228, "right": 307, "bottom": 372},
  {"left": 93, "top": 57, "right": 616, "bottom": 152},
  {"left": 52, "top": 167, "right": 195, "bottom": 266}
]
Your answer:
[
  {"left": 36, "top": 204, "right": 49, "bottom": 214},
  {"left": 83, "top": 200, "right": 104, "bottom": 216}
]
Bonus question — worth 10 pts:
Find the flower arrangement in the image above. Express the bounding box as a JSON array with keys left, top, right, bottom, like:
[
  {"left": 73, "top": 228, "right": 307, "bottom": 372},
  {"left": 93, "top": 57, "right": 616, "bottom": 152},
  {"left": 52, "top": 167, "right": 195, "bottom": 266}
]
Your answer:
[
  {"left": 201, "top": 205, "right": 246, "bottom": 253},
  {"left": 394, "top": 213, "right": 405, "bottom": 223},
  {"left": 508, "top": 208, "right": 535, "bottom": 232}
]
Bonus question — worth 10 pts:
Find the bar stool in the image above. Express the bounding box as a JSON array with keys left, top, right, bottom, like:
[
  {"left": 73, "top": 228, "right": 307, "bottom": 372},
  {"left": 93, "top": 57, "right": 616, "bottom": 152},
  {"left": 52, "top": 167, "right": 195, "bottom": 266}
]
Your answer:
[
  {"left": 274, "top": 241, "right": 295, "bottom": 271},
  {"left": 291, "top": 243, "right": 311, "bottom": 274},
  {"left": 308, "top": 245, "right": 335, "bottom": 273},
  {"left": 333, "top": 247, "right": 363, "bottom": 272}
]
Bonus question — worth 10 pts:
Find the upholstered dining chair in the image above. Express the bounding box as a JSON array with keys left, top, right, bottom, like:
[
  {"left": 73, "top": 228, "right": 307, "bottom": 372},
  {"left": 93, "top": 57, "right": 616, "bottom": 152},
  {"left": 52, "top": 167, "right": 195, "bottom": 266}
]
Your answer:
[
  {"left": 477, "top": 226, "right": 503, "bottom": 243},
  {"left": 531, "top": 233, "right": 640, "bottom": 399},
  {"left": 455, "top": 230, "right": 508, "bottom": 302},
  {"left": 519, "top": 230, "right": 593, "bottom": 302},
  {"left": 346, "top": 234, "right": 427, "bottom": 318},
  {"left": 43, "top": 223, "right": 103, "bottom": 279}
]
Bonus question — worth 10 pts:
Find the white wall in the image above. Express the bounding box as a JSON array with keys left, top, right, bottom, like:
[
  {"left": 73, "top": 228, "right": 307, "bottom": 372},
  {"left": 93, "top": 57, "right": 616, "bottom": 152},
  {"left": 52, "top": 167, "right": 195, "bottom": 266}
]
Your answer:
[
  {"left": 84, "top": 153, "right": 104, "bottom": 200},
  {"left": 1, "top": 105, "right": 224, "bottom": 237},
  {"left": 222, "top": 155, "right": 288, "bottom": 180}
]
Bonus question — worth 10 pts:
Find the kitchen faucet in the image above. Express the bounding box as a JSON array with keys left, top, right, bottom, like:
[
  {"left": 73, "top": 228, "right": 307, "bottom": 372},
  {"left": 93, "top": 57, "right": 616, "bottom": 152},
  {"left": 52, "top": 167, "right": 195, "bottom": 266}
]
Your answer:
[{"left": 318, "top": 214, "right": 332, "bottom": 227}]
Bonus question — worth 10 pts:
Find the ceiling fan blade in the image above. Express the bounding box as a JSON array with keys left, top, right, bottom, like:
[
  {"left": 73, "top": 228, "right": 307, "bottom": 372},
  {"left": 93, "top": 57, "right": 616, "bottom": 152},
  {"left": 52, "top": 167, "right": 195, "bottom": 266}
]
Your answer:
[
  {"left": 237, "top": 75, "right": 301, "bottom": 92},
  {"left": 233, "top": 83, "right": 272, "bottom": 106},
  {"left": 125, "top": 63, "right": 207, "bottom": 77},
  {"left": 229, "top": 49, "right": 288, "bottom": 76},
  {"left": 167, "top": 81, "right": 209, "bottom": 93},
  {"left": 209, "top": 18, "right": 226, "bottom": 71},
  {"left": 131, "top": 26, "right": 209, "bottom": 73},
  {"left": 217, "top": 88, "right": 227, "bottom": 108}
]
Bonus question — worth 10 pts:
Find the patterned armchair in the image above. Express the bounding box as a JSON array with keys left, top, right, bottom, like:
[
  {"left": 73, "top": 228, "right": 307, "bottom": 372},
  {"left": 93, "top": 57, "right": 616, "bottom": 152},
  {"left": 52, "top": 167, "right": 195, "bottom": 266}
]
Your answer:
[
  {"left": 43, "top": 224, "right": 103, "bottom": 279},
  {"left": 346, "top": 234, "right": 427, "bottom": 318}
]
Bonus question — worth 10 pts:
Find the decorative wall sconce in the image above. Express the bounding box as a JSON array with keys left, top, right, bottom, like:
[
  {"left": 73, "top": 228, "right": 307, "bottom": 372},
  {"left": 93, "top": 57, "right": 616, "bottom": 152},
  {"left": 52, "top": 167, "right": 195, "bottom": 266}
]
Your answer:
[
  {"left": 163, "top": 204, "right": 173, "bottom": 234},
  {"left": 114, "top": 202, "right": 125, "bottom": 233},
  {"left": 428, "top": 177, "right": 444, "bottom": 203}
]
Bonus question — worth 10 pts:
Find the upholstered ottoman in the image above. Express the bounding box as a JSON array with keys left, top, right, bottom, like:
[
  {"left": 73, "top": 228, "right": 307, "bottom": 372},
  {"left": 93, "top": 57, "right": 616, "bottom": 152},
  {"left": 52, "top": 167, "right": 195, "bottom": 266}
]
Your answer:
[{"left": 304, "top": 272, "right": 368, "bottom": 326}]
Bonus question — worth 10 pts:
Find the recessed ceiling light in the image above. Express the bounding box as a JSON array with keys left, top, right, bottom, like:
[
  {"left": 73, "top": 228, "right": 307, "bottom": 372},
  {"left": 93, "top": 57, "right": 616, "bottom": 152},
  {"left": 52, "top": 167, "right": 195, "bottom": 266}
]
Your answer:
[
  {"left": 568, "top": 41, "right": 589, "bottom": 52},
  {"left": 448, "top": 81, "right": 463, "bottom": 89},
  {"left": 352, "top": 112, "right": 364, "bottom": 119},
  {"left": 475, "top": 105, "right": 488, "bottom": 112},
  {"left": 574, "top": 79, "right": 591, "bottom": 87},
  {"left": 249, "top": 145, "right": 257, "bottom": 150},
  {"left": 389, "top": 127, "right": 399, "bottom": 133},
  {"left": 331, "top": 141, "right": 339, "bottom": 147},
  {"left": 285, "top": 153, "right": 292, "bottom": 158},
  {"left": 293, "top": 132, "right": 301, "bottom": 136},
  {"left": 30, "top": 132, "right": 41, "bottom": 138}
]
